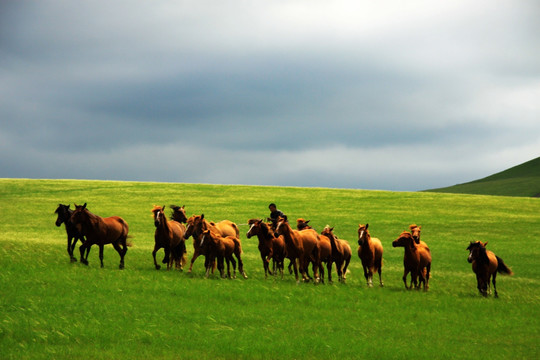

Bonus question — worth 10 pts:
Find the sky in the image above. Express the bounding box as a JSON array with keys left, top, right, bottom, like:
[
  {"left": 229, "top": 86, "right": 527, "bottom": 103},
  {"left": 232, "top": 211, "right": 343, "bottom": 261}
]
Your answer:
[{"left": 1, "top": 1, "right": 539, "bottom": 191}]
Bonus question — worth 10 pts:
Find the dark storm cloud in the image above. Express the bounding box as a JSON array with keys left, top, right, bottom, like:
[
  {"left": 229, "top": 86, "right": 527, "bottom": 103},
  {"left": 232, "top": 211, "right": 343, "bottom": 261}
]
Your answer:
[{"left": 1, "top": 1, "right": 539, "bottom": 190}]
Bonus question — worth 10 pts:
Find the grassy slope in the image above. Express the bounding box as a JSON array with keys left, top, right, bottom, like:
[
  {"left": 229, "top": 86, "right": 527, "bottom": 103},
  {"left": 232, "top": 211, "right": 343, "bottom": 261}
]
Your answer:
[
  {"left": 426, "top": 156, "right": 540, "bottom": 197},
  {"left": 0, "top": 179, "right": 539, "bottom": 359}
]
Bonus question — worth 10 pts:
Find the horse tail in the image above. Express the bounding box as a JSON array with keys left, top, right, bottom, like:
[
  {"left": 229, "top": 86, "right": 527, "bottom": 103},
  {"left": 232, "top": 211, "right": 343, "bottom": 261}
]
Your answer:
[
  {"left": 232, "top": 222, "right": 240, "bottom": 239},
  {"left": 496, "top": 256, "right": 513, "bottom": 276},
  {"left": 126, "top": 235, "right": 134, "bottom": 247}
]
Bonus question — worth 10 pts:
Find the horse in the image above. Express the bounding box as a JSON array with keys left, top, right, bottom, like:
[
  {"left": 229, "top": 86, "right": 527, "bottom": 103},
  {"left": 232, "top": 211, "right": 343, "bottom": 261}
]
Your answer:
[
  {"left": 184, "top": 214, "right": 247, "bottom": 278},
  {"left": 247, "top": 219, "right": 287, "bottom": 279},
  {"left": 54, "top": 204, "right": 89, "bottom": 262},
  {"left": 151, "top": 205, "right": 187, "bottom": 271},
  {"left": 200, "top": 229, "right": 241, "bottom": 279},
  {"left": 467, "top": 241, "right": 513, "bottom": 297},
  {"left": 275, "top": 217, "right": 320, "bottom": 283},
  {"left": 392, "top": 231, "right": 431, "bottom": 291},
  {"left": 357, "top": 224, "right": 384, "bottom": 287},
  {"left": 70, "top": 203, "right": 131, "bottom": 269},
  {"left": 170, "top": 205, "right": 187, "bottom": 223},
  {"left": 321, "top": 226, "right": 352, "bottom": 283}
]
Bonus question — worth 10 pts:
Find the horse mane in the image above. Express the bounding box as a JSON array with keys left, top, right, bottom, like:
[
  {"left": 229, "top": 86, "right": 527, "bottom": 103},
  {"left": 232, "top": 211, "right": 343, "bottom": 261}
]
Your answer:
[{"left": 477, "top": 244, "right": 490, "bottom": 264}]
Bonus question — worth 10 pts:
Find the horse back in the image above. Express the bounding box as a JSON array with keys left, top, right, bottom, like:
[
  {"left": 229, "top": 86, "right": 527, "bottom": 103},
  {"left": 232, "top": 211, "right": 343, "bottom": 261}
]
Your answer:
[
  {"left": 215, "top": 220, "right": 239, "bottom": 239},
  {"left": 169, "top": 221, "right": 186, "bottom": 246},
  {"left": 99, "top": 216, "right": 129, "bottom": 242},
  {"left": 338, "top": 239, "right": 352, "bottom": 260},
  {"left": 318, "top": 235, "right": 332, "bottom": 261}
]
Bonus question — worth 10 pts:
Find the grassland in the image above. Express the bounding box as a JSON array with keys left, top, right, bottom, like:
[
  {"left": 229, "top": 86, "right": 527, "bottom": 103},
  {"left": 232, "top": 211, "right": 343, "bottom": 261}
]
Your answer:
[
  {"left": 427, "top": 156, "right": 540, "bottom": 197},
  {"left": 0, "top": 179, "right": 539, "bottom": 359}
]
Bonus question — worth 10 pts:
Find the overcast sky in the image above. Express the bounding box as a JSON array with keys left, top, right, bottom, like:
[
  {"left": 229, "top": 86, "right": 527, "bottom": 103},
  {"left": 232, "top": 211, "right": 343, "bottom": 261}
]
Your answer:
[{"left": 1, "top": 1, "right": 539, "bottom": 191}]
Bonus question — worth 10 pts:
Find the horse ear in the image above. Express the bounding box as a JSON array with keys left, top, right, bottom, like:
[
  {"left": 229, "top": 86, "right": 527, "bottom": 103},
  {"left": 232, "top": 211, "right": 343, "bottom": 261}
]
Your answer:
[
  {"left": 181, "top": 205, "right": 185, "bottom": 209},
  {"left": 306, "top": 220, "right": 311, "bottom": 224},
  {"left": 483, "top": 241, "right": 488, "bottom": 247},
  {"left": 82, "top": 203, "right": 87, "bottom": 209},
  {"left": 162, "top": 205, "right": 166, "bottom": 210},
  {"left": 365, "top": 223, "right": 369, "bottom": 229},
  {"left": 201, "top": 214, "right": 205, "bottom": 219},
  {"left": 331, "top": 227, "right": 334, "bottom": 232}
]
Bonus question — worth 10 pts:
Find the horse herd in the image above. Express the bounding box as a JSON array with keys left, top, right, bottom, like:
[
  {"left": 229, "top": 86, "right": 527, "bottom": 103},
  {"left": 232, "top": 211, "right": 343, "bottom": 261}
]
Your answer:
[{"left": 54, "top": 203, "right": 514, "bottom": 297}]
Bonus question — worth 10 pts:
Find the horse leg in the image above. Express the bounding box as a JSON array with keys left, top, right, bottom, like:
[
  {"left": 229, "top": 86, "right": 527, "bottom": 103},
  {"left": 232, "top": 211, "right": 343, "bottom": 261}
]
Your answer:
[
  {"left": 377, "top": 262, "right": 384, "bottom": 287},
  {"left": 112, "top": 242, "right": 125, "bottom": 270},
  {"left": 80, "top": 242, "right": 90, "bottom": 265},
  {"left": 188, "top": 248, "right": 200, "bottom": 273},
  {"left": 152, "top": 245, "right": 161, "bottom": 270},
  {"left": 318, "top": 261, "right": 325, "bottom": 284},
  {"left": 288, "top": 259, "right": 294, "bottom": 274},
  {"left": 261, "top": 254, "right": 268, "bottom": 279},
  {"left": 98, "top": 244, "right": 104, "bottom": 268},
  {"left": 67, "top": 235, "right": 77, "bottom": 262},
  {"left": 230, "top": 256, "right": 237, "bottom": 279},
  {"left": 492, "top": 272, "right": 498, "bottom": 298},
  {"left": 402, "top": 268, "right": 410, "bottom": 289}
]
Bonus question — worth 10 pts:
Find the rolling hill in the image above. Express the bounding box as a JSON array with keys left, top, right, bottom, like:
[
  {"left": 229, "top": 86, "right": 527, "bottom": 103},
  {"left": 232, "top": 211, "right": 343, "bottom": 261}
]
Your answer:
[{"left": 425, "top": 156, "right": 540, "bottom": 197}]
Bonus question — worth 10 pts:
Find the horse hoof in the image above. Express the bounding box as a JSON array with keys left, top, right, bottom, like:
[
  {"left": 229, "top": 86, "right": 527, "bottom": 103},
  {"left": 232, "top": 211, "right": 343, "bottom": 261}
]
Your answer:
[
  {"left": 242, "top": 273, "right": 248, "bottom": 279},
  {"left": 119, "top": 265, "right": 124, "bottom": 270},
  {"left": 71, "top": 257, "right": 77, "bottom": 263},
  {"left": 155, "top": 265, "right": 161, "bottom": 270}
]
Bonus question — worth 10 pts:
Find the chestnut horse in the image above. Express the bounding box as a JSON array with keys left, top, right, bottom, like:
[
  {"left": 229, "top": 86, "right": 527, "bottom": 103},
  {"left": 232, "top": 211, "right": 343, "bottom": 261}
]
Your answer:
[
  {"left": 321, "top": 226, "right": 352, "bottom": 283},
  {"left": 55, "top": 204, "right": 89, "bottom": 262},
  {"left": 276, "top": 217, "right": 320, "bottom": 283},
  {"left": 296, "top": 218, "right": 312, "bottom": 230},
  {"left": 247, "top": 219, "right": 287, "bottom": 279},
  {"left": 318, "top": 232, "right": 333, "bottom": 284},
  {"left": 70, "top": 203, "right": 130, "bottom": 269},
  {"left": 409, "top": 224, "right": 429, "bottom": 248},
  {"left": 467, "top": 241, "right": 513, "bottom": 297},
  {"left": 184, "top": 214, "right": 246, "bottom": 278},
  {"left": 392, "top": 231, "right": 431, "bottom": 290},
  {"left": 151, "top": 205, "right": 187, "bottom": 271},
  {"left": 357, "top": 224, "right": 384, "bottom": 287},
  {"left": 200, "top": 229, "right": 242, "bottom": 279}
]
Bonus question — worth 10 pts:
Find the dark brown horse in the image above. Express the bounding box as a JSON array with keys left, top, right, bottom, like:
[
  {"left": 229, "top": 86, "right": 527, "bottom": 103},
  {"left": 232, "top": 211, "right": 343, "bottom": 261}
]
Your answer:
[
  {"left": 392, "top": 231, "right": 431, "bottom": 290},
  {"left": 184, "top": 214, "right": 246, "bottom": 278},
  {"left": 357, "top": 224, "right": 384, "bottom": 287},
  {"left": 151, "top": 205, "right": 187, "bottom": 271},
  {"left": 296, "top": 218, "right": 312, "bottom": 230},
  {"left": 70, "top": 203, "right": 130, "bottom": 269},
  {"left": 321, "top": 226, "right": 352, "bottom": 283},
  {"left": 55, "top": 204, "right": 89, "bottom": 262},
  {"left": 200, "top": 229, "right": 242, "bottom": 279},
  {"left": 467, "top": 241, "right": 513, "bottom": 297},
  {"left": 276, "top": 217, "right": 320, "bottom": 283},
  {"left": 247, "top": 219, "right": 287, "bottom": 279}
]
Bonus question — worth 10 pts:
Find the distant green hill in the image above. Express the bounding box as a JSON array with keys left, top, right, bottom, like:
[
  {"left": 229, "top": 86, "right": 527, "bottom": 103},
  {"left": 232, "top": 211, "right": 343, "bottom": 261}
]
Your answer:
[{"left": 425, "top": 156, "right": 540, "bottom": 197}]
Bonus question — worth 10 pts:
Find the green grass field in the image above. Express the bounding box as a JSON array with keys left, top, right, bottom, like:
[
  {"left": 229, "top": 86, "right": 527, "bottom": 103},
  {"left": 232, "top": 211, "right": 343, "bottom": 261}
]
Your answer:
[
  {"left": 1, "top": 179, "right": 539, "bottom": 359},
  {"left": 427, "top": 156, "right": 540, "bottom": 197}
]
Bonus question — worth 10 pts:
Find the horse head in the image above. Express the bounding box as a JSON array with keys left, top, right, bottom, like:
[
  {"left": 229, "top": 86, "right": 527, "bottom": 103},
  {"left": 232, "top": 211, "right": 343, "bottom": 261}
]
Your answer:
[
  {"left": 184, "top": 214, "right": 204, "bottom": 239},
  {"left": 70, "top": 203, "right": 88, "bottom": 225},
  {"left": 467, "top": 241, "right": 488, "bottom": 264},
  {"left": 247, "top": 219, "right": 264, "bottom": 239},
  {"left": 409, "top": 224, "right": 422, "bottom": 244},
  {"left": 152, "top": 205, "right": 166, "bottom": 227},
  {"left": 296, "top": 218, "right": 312, "bottom": 230},
  {"left": 55, "top": 204, "right": 71, "bottom": 227},
  {"left": 170, "top": 205, "right": 187, "bottom": 223},
  {"left": 392, "top": 231, "right": 415, "bottom": 249},
  {"left": 358, "top": 224, "right": 369, "bottom": 246},
  {"left": 321, "top": 226, "right": 335, "bottom": 240},
  {"left": 275, "top": 216, "right": 289, "bottom": 236}
]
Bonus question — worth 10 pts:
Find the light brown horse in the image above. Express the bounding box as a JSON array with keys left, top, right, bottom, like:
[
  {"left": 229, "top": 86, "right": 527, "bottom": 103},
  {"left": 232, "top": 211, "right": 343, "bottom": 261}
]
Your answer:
[
  {"left": 318, "top": 232, "right": 333, "bottom": 284},
  {"left": 247, "top": 219, "right": 287, "bottom": 279},
  {"left": 70, "top": 203, "right": 131, "bottom": 269},
  {"left": 321, "top": 226, "right": 352, "bottom": 283},
  {"left": 200, "top": 229, "right": 242, "bottom": 279},
  {"left": 392, "top": 231, "right": 431, "bottom": 290},
  {"left": 357, "top": 224, "right": 384, "bottom": 287},
  {"left": 184, "top": 214, "right": 246, "bottom": 278},
  {"left": 151, "top": 205, "right": 187, "bottom": 271},
  {"left": 467, "top": 241, "right": 513, "bottom": 297},
  {"left": 276, "top": 217, "right": 320, "bottom": 283}
]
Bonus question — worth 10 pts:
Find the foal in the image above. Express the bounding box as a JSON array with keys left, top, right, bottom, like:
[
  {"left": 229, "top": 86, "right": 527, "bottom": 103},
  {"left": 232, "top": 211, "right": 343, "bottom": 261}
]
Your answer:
[{"left": 246, "top": 219, "right": 287, "bottom": 279}]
